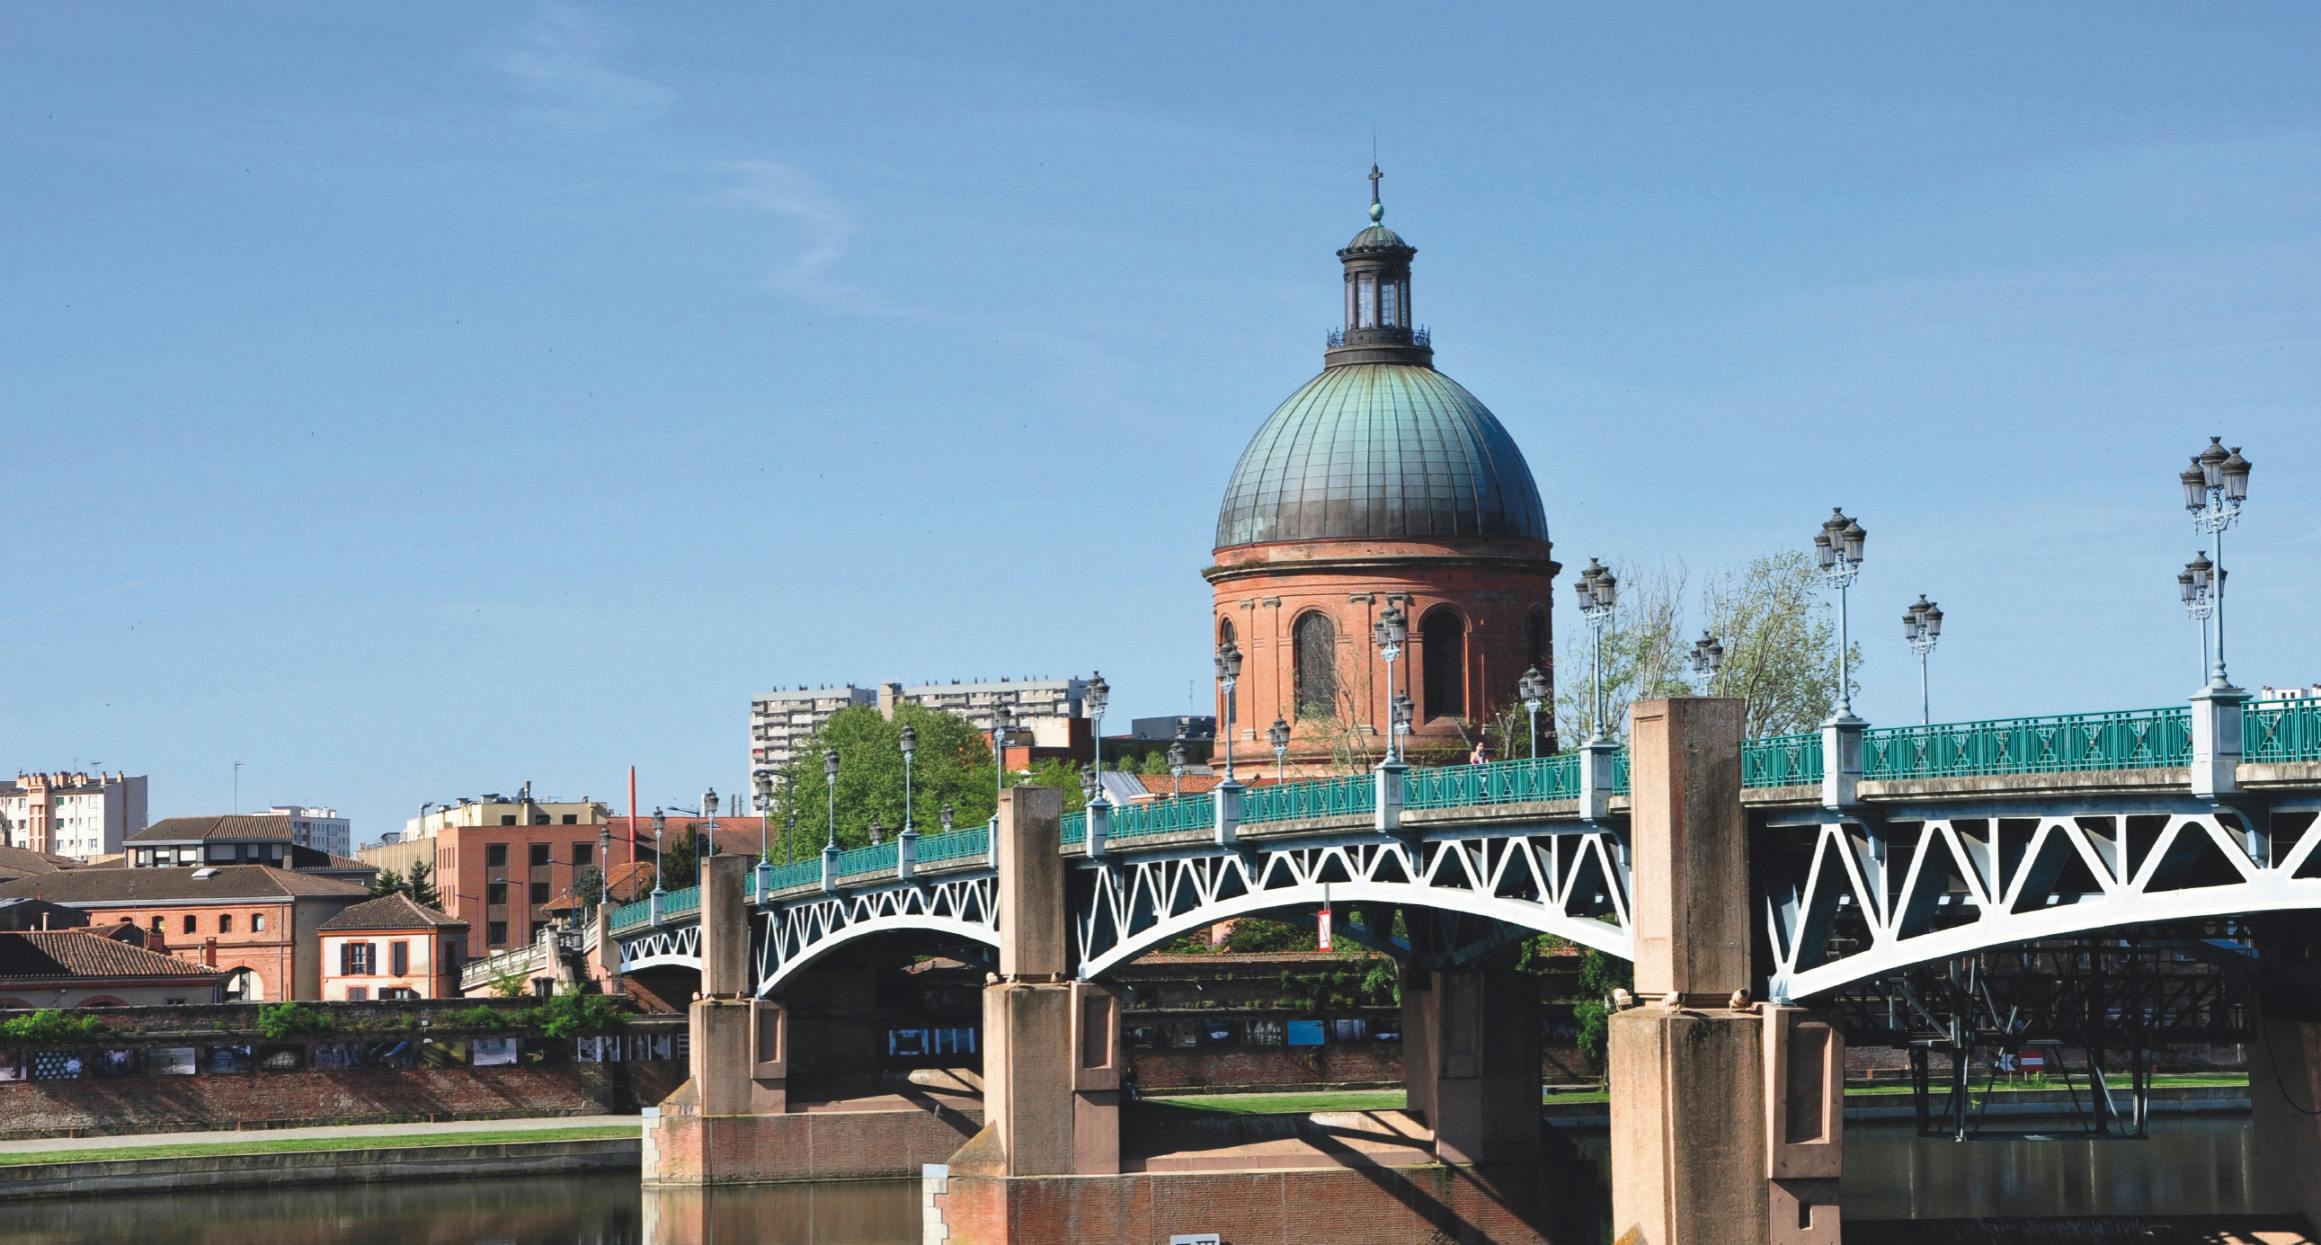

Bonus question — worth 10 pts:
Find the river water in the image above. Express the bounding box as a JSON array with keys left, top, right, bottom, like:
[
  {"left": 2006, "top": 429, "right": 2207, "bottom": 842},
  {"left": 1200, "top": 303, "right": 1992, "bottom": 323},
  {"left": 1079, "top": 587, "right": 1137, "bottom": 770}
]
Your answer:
[{"left": 0, "top": 1117, "right": 2258, "bottom": 1244}]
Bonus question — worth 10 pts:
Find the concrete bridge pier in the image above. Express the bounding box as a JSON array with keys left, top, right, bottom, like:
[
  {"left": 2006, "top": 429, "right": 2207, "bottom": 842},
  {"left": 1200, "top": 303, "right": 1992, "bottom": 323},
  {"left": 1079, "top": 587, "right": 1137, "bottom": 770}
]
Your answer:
[
  {"left": 1608, "top": 698, "right": 1844, "bottom": 1245},
  {"left": 2252, "top": 914, "right": 2321, "bottom": 1232},
  {"left": 1402, "top": 957, "right": 1543, "bottom": 1166}
]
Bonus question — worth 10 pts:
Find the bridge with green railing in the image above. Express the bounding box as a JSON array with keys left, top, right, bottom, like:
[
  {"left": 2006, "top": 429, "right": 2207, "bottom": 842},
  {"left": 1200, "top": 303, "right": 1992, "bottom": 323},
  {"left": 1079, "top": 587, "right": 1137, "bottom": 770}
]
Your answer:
[{"left": 610, "top": 696, "right": 2321, "bottom": 997}]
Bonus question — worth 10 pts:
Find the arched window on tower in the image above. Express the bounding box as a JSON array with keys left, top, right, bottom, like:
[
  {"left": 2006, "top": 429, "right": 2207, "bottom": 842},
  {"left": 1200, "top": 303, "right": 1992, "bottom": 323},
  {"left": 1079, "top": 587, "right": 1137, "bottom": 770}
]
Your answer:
[
  {"left": 1293, "top": 612, "right": 1338, "bottom": 719},
  {"left": 1421, "top": 606, "right": 1466, "bottom": 721},
  {"left": 1357, "top": 274, "right": 1377, "bottom": 328},
  {"left": 1524, "top": 609, "right": 1547, "bottom": 672}
]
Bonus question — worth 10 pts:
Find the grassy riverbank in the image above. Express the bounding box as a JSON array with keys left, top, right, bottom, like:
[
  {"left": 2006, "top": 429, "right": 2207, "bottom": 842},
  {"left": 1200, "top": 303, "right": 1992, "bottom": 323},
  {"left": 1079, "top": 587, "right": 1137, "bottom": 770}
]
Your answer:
[
  {"left": 1146, "top": 1072, "right": 2251, "bottom": 1116},
  {"left": 0, "top": 1124, "right": 638, "bottom": 1167}
]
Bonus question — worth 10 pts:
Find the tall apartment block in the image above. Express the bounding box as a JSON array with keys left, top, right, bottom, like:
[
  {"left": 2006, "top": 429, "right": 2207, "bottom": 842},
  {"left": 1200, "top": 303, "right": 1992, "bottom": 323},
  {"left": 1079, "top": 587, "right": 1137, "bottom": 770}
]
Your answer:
[
  {"left": 749, "top": 677, "right": 1089, "bottom": 790},
  {"left": 0, "top": 771, "right": 149, "bottom": 861}
]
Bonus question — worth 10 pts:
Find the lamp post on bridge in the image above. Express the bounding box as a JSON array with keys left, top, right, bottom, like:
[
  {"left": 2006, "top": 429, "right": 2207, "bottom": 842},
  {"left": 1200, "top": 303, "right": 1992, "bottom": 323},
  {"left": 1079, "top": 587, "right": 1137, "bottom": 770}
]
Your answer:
[
  {"left": 1686, "top": 631, "right": 1725, "bottom": 697},
  {"left": 1517, "top": 665, "right": 1548, "bottom": 759},
  {"left": 2179, "top": 553, "right": 2217, "bottom": 684},
  {"left": 1575, "top": 559, "right": 1619, "bottom": 742},
  {"left": 1812, "top": 509, "right": 1867, "bottom": 721},
  {"left": 1167, "top": 740, "right": 1187, "bottom": 799},
  {"left": 753, "top": 774, "right": 773, "bottom": 903},
  {"left": 1214, "top": 640, "right": 1243, "bottom": 784},
  {"left": 1268, "top": 716, "right": 1291, "bottom": 781},
  {"left": 1902, "top": 597, "right": 1942, "bottom": 726},
  {"left": 1372, "top": 605, "right": 1408, "bottom": 764},
  {"left": 2179, "top": 438, "right": 2252, "bottom": 690},
  {"left": 650, "top": 809, "right": 666, "bottom": 896},
  {"left": 988, "top": 703, "right": 1013, "bottom": 830},
  {"left": 702, "top": 788, "right": 718, "bottom": 858},
  {"left": 1085, "top": 672, "right": 1110, "bottom": 808},
  {"left": 823, "top": 749, "right": 839, "bottom": 852},
  {"left": 1391, "top": 691, "right": 1414, "bottom": 758},
  {"left": 899, "top": 722, "right": 919, "bottom": 864}
]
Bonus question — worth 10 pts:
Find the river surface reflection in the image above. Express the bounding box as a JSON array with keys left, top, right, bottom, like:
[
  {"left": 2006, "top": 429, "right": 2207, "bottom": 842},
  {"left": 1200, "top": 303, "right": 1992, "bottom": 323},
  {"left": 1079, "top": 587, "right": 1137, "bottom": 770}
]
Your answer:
[{"left": 0, "top": 1116, "right": 2255, "bottom": 1244}]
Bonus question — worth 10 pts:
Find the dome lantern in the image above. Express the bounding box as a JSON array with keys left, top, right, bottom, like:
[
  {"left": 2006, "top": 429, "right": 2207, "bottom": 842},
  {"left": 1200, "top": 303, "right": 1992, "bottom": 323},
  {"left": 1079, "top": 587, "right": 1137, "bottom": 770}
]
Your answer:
[{"left": 1327, "top": 165, "right": 1431, "bottom": 368}]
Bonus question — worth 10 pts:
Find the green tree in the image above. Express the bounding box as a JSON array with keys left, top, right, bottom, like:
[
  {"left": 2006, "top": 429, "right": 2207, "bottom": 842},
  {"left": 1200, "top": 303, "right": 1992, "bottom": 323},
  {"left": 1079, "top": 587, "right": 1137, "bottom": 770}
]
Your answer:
[
  {"left": 768, "top": 705, "right": 1001, "bottom": 859},
  {"left": 1555, "top": 552, "right": 1856, "bottom": 742},
  {"left": 573, "top": 864, "right": 605, "bottom": 911},
  {"left": 1138, "top": 750, "right": 1172, "bottom": 776},
  {"left": 658, "top": 827, "right": 701, "bottom": 890},
  {"left": 368, "top": 867, "right": 406, "bottom": 898},
  {"left": 1021, "top": 757, "right": 1089, "bottom": 814},
  {"left": 405, "top": 861, "right": 440, "bottom": 908}
]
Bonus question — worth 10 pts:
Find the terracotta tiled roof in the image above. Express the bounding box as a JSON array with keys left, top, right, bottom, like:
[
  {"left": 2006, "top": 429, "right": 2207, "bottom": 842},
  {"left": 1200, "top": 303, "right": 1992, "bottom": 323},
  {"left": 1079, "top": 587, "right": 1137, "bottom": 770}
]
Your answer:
[
  {"left": 131, "top": 816, "right": 296, "bottom": 843},
  {"left": 601, "top": 817, "right": 766, "bottom": 859},
  {"left": 318, "top": 893, "right": 466, "bottom": 932},
  {"left": 0, "top": 931, "right": 225, "bottom": 981},
  {"left": 0, "top": 865, "right": 369, "bottom": 904}
]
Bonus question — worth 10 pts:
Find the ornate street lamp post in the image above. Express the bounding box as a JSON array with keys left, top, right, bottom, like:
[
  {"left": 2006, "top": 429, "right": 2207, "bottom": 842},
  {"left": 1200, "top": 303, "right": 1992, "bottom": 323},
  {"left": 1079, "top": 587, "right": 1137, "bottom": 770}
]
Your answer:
[
  {"left": 1371, "top": 605, "right": 1408, "bottom": 764},
  {"left": 1167, "top": 740, "right": 1188, "bottom": 798},
  {"left": 1902, "top": 597, "right": 1942, "bottom": 726},
  {"left": 650, "top": 809, "right": 666, "bottom": 897},
  {"left": 989, "top": 703, "right": 1013, "bottom": 827},
  {"left": 1812, "top": 509, "right": 1868, "bottom": 720},
  {"left": 702, "top": 788, "right": 718, "bottom": 858},
  {"left": 1078, "top": 763, "right": 1099, "bottom": 807},
  {"left": 754, "top": 774, "right": 773, "bottom": 864},
  {"left": 1517, "top": 665, "right": 1549, "bottom": 759},
  {"left": 1267, "top": 716, "right": 1291, "bottom": 781},
  {"left": 1687, "top": 631, "right": 1725, "bottom": 697},
  {"left": 2179, "top": 438, "right": 2252, "bottom": 689},
  {"left": 1214, "top": 640, "right": 1243, "bottom": 783},
  {"left": 899, "top": 723, "right": 919, "bottom": 857},
  {"left": 823, "top": 749, "right": 840, "bottom": 852},
  {"left": 2178, "top": 553, "right": 2217, "bottom": 685},
  {"left": 940, "top": 801, "right": 955, "bottom": 832},
  {"left": 1575, "top": 559, "right": 1619, "bottom": 741},
  {"left": 1085, "top": 671, "right": 1110, "bottom": 788}
]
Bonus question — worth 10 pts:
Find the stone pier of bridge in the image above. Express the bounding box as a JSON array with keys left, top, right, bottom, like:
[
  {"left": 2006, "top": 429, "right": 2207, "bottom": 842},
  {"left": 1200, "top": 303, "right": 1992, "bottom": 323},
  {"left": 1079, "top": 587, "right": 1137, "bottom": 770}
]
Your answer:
[{"left": 645, "top": 699, "right": 1852, "bottom": 1244}]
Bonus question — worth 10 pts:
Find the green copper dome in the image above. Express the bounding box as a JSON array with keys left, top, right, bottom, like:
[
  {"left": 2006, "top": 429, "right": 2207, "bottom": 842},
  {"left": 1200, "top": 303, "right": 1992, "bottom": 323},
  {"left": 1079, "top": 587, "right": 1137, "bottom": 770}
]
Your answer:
[{"left": 1214, "top": 363, "right": 1549, "bottom": 549}]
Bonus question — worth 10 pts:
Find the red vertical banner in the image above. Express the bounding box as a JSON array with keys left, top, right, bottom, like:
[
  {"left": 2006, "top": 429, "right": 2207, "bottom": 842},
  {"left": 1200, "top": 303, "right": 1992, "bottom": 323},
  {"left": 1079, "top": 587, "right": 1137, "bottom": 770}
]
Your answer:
[{"left": 1317, "top": 904, "right": 1333, "bottom": 953}]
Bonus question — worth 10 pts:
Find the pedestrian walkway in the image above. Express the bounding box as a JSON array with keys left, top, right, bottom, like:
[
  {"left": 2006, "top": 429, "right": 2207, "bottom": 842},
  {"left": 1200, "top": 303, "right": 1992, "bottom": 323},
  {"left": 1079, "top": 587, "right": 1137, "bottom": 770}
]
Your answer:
[{"left": 0, "top": 1113, "right": 639, "bottom": 1154}]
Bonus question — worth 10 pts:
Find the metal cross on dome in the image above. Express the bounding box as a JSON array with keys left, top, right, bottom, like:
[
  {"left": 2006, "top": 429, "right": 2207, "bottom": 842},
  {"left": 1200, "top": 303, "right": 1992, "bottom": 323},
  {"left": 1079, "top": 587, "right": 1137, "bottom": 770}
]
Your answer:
[{"left": 1368, "top": 163, "right": 1383, "bottom": 205}]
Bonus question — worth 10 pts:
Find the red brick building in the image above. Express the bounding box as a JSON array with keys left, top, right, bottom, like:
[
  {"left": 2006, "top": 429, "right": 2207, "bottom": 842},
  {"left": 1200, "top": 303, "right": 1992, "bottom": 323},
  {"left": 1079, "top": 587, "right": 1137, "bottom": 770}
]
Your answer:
[
  {"left": 0, "top": 865, "right": 370, "bottom": 1001},
  {"left": 1208, "top": 178, "right": 1559, "bottom": 771},
  {"left": 0, "top": 928, "right": 229, "bottom": 1008}
]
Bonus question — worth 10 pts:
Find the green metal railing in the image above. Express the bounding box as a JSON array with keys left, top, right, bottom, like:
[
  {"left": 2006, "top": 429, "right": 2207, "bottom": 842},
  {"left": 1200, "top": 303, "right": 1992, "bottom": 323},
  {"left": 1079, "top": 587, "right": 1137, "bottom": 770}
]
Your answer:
[
  {"left": 1242, "top": 773, "right": 1376, "bottom": 824},
  {"left": 1110, "top": 794, "right": 1214, "bottom": 841},
  {"left": 915, "top": 826, "right": 989, "bottom": 867},
  {"left": 658, "top": 885, "right": 701, "bottom": 921},
  {"left": 834, "top": 841, "right": 899, "bottom": 878},
  {"left": 1610, "top": 749, "right": 1631, "bottom": 795},
  {"left": 1742, "top": 733, "right": 1823, "bottom": 789},
  {"left": 609, "top": 897, "right": 653, "bottom": 933},
  {"left": 1405, "top": 753, "right": 1582, "bottom": 810},
  {"left": 759, "top": 860, "right": 820, "bottom": 893},
  {"left": 2246, "top": 699, "right": 2321, "bottom": 765},
  {"left": 1862, "top": 706, "right": 2191, "bottom": 779},
  {"left": 1061, "top": 810, "right": 1087, "bottom": 847}
]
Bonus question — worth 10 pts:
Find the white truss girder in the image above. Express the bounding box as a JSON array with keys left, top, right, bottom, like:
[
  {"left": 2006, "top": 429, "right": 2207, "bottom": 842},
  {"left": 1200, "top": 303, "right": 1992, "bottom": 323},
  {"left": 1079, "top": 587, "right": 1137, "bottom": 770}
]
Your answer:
[
  {"left": 1075, "top": 827, "right": 1633, "bottom": 980},
  {"left": 754, "top": 872, "right": 999, "bottom": 996},
  {"left": 1766, "top": 804, "right": 2321, "bottom": 1001},
  {"left": 618, "top": 922, "right": 700, "bottom": 974}
]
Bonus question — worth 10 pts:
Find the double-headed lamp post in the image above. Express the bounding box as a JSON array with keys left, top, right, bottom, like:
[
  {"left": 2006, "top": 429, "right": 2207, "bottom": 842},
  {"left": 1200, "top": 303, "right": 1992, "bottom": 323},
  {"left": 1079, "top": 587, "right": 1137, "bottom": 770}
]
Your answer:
[
  {"left": 1214, "top": 640, "right": 1243, "bottom": 783},
  {"left": 1085, "top": 672, "right": 1109, "bottom": 791},
  {"left": 899, "top": 723, "right": 919, "bottom": 849},
  {"left": 1575, "top": 559, "right": 1619, "bottom": 741},
  {"left": 1517, "top": 665, "right": 1549, "bottom": 759},
  {"left": 2178, "top": 437, "right": 2253, "bottom": 689},
  {"left": 1267, "top": 716, "right": 1291, "bottom": 781},
  {"left": 1812, "top": 508, "right": 1868, "bottom": 720},
  {"left": 2179, "top": 552, "right": 2217, "bottom": 684},
  {"left": 1372, "top": 605, "right": 1408, "bottom": 764},
  {"left": 989, "top": 703, "right": 1013, "bottom": 825},
  {"left": 702, "top": 789, "right": 718, "bottom": 858},
  {"left": 1688, "top": 631, "right": 1725, "bottom": 696},
  {"left": 1167, "top": 740, "right": 1188, "bottom": 798},
  {"left": 1902, "top": 597, "right": 1942, "bottom": 726}
]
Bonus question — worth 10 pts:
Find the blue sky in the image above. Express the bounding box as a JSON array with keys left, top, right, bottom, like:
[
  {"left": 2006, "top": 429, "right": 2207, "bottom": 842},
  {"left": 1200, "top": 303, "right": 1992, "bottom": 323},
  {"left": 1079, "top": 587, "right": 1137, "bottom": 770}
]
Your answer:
[{"left": 4, "top": 5, "right": 2316, "bottom": 842}]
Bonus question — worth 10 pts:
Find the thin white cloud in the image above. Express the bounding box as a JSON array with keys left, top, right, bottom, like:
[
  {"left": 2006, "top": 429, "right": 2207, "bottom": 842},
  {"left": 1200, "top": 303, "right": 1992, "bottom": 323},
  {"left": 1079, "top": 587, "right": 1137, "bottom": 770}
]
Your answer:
[
  {"left": 493, "top": 3, "right": 673, "bottom": 132},
  {"left": 721, "top": 161, "right": 893, "bottom": 314}
]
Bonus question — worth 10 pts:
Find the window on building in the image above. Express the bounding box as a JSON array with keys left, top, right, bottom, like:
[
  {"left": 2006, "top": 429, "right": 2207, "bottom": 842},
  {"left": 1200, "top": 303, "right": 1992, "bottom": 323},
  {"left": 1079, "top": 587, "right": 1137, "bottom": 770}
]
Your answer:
[
  {"left": 341, "top": 942, "right": 374, "bottom": 975},
  {"left": 381, "top": 987, "right": 416, "bottom": 1001},
  {"left": 252, "top": 912, "right": 266, "bottom": 933},
  {"left": 1357, "top": 272, "right": 1377, "bottom": 327},
  {"left": 182, "top": 914, "right": 196, "bottom": 934},
  {"left": 149, "top": 916, "right": 163, "bottom": 932},
  {"left": 528, "top": 843, "right": 550, "bottom": 867},
  {"left": 574, "top": 844, "right": 593, "bottom": 867},
  {"left": 487, "top": 921, "right": 508, "bottom": 946},
  {"left": 561, "top": 814, "right": 578, "bottom": 825},
  {"left": 389, "top": 941, "right": 409, "bottom": 976},
  {"left": 529, "top": 881, "right": 549, "bottom": 905},
  {"left": 499, "top": 815, "right": 516, "bottom": 826},
  {"left": 1421, "top": 606, "right": 1466, "bottom": 720},
  {"left": 1381, "top": 277, "right": 1400, "bottom": 327},
  {"left": 486, "top": 844, "right": 507, "bottom": 868},
  {"left": 219, "top": 914, "right": 233, "bottom": 934},
  {"left": 487, "top": 881, "right": 508, "bottom": 905},
  {"left": 347, "top": 987, "right": 368, "bottom": 1001},
  {"left": 1292, "top": 611, "right": 1338, "bottom": 719}
]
